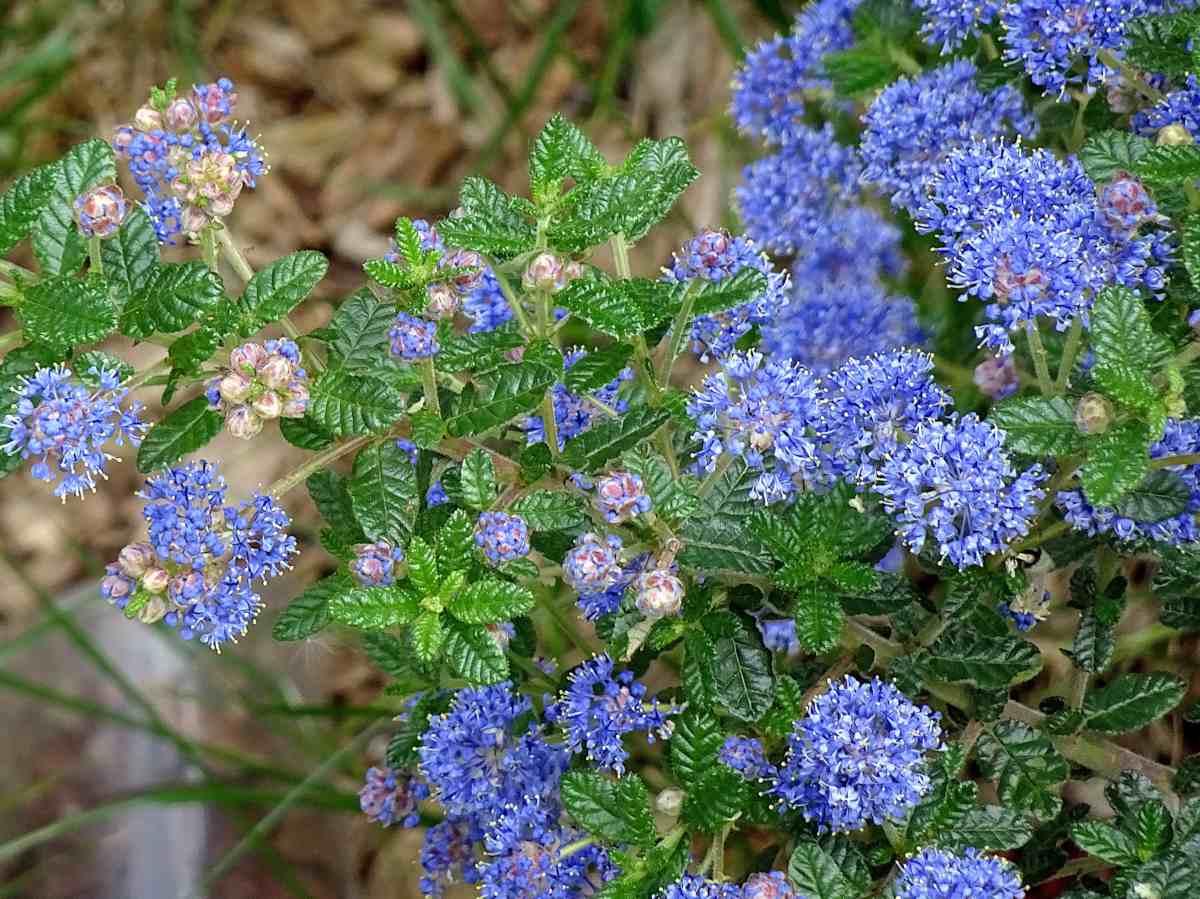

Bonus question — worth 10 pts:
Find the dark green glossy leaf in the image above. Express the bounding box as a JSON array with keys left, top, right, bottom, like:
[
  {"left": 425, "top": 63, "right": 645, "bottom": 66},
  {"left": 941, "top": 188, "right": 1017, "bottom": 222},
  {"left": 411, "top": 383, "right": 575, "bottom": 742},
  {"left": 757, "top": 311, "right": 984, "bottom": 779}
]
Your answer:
[
  {"left": 444, "top": 362, "right": 557, "bottom": 437},
  {"left": 561, "top": 771, "right": 656, "bottom": 849},
  {"left": 237, "top": 250, "right": 327, "bottom": 327},
  {"left": 101, "top": 206, "right": 158, "bottom": 307},
  {"left": 705, "top": 611, "right": 775, "bottom": 722},
  {"left": 1081, "top": 421, "right": 1154, "bottom": 509},
  {"left": 32, "top": 139, "right": 115, "bottom": 274},
  {"left": 272, "top": 572, "right": 351, "bottom": 641},
  {"left": 349, "top": 440, "right": 419, "bottom": 543},
  {"left": 442, "top": 618, "right": 509, "bottom": 683},
  {"left": 1082, "top": 672, "right": 1187, "bottom": 734},
  {"left": 0, "top": 161, "right": 59, "bottom": 255},
  {"left": 991, "top": 396, "right": 1084, "bottom": 456},
  {"left": 120, "top": 261, "right": 224, "bottom": 339},
  {"left": 136, "top": 395, "right": 223, "bottom": 473},
  {"left": 560, "top": 405, "right": 671, "bottom": 473},
  {"left": 977, "top": 721, "right": 1068, "bottom": 819},
  {"left": 328, "top": 585, "right": 422, "bottom": 629},
  {"left": 447, "top": 579, "right": 535, "bottom": 624},
  {"left": 510, "top": 490, "right": 588, "bottom": 530},
  {"left": 309, "top": 371, "right": 405, "bottom": 436},
  {"left": 18, "top": 275, "right": 115, "bottom": 351}
]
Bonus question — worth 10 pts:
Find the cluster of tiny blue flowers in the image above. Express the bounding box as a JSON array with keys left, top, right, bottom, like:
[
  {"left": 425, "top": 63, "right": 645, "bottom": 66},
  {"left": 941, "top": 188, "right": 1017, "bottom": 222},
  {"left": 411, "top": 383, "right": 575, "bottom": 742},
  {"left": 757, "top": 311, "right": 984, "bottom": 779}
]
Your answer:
[
  {"left": 659, "top": 874, "right": 744, "bottom": 899},
  {"left": 2, "top": 365, "right": 148, "bottom": 500},
  {"left": 113, "top": 78, "right": 267, "bottom": 243},
  {"left": 1133, "top": 74, "right": 1200, "bottom": 136},
  {"left": 895, "top": 847, "right": 1026, "bottom": 899},
  {"left": 100, "top": 460, "right": 296, "bottom": 648},
  {"left": 1058, "top": 419, "right": 1200, "bottom": 544},
  {"left": 875, "top": 414, "right": 1046, "bottom": 568},
  {"left": 719, "top": 735, "right": 777, "bottom": 780},
  {"left": 660, "top": 229, "right": 790, "bottom": 360},
  {"left": 593, "top": 470, "right": 652, "bottom": 523},
  {"left": 576, "top": 552, "right": 649, "bottom": 621},
  {"left": 767, "top": 676, "right": 943, "bottom": 832},
  {"left": 688, "top": 350, "right": 829, "bottom": 503},
  {"left": 350, "top": 540, "right": 405, "bottom": 586},
  {"left": 562, "top": 532, "right": 623, "bottom": 594},
  {"left": 1000, "top": 586, "right": 1053, "bottom": 631},
  {"left": 860, "top": 60, "right": 1037, "bottom": 215},
  {"left": 524, "top": 349, "right": 630, "bottom": 448},
  {"left": 913, "top": 0, "right": 1004, "bottom": 50},
  {"left": 390, "top": 312, "right": 439, "bottom": 360},
  {"left": 358, "top": 765, "right": 428, "bottom": 827},
  {"left": 474, "top": 511, "right": 530, "bottom": 565},
  {"left": 547, "top": 654, "right": 676, "bottom": 774}
]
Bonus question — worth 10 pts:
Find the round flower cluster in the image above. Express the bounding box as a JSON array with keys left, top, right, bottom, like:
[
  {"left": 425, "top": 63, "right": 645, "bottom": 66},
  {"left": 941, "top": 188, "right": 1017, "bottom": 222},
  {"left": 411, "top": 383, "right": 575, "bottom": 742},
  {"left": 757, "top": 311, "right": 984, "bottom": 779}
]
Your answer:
[
  {"left": 913, "top": 0, "right": 1004, "bottom": 51},
  {"left": 524, "top": 349, "right": 631, "bottom": 449},
  {"left": 474, "top": 511, "right": 530, "bottom": 565},
  {"left": 768, "top": 676, "right": 943, "bottom": 832},
  {"left": 112, "top": 78, "right": 267, "bottom": 243},
  {"left": 350, "top": 540, "right": 406, "bottom": 587},
  {"left": 895, "top": 847, "right": 1026, "bottom": 899},
  {"left": 660, "top": 229, "right": 791, "bottom": 360},
  {"left": 390, "top": 312, "right": 439, "bottom": 360},
  {"left": 1133, "top": 74, "right": 1200, "bottom": 137},
  {"left": 562, "top": 532, "right": 623, "bottom": 594},
  {"left": 100, "top": 460, "right": 296, "bottom": 648},
  {"left": 74, "top": 184, "right": 128, "bottom": 239},
  {"left": 205, "top": 339, "right": 308, "bottom": 439},
  {"left": 2, "top": 365, "right": 148, "bottom": 500},
  {"left": 634, "top": 567, "right": 685, "bottom": 618},
  {"left": 594, "top": 470, "right": 652, "bottom": 523}
]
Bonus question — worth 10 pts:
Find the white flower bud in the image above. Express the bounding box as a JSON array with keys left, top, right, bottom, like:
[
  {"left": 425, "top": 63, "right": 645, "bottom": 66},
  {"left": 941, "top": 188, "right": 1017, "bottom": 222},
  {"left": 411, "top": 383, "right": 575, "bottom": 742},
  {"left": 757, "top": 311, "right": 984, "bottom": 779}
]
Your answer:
[
  {"left": 655, "top": 788, "right": 684, "bottom": 817},
  {"left": 258, "top": 355, "right": 293, "bottom": 390},
  {"left": 219, "top": 371, "right": 254, "bottom": 404},
  {"left": 141, "top": 567, "right": 170, "bottom": 594},
  {"left": 251, "top": 391, "right": 283, "bottom": 420},
  {"left": 227, "top": 405, "right": 264, "bottom": 439},
  {"left": 134, "top": 105, "right": 163, "bottom": 131}
]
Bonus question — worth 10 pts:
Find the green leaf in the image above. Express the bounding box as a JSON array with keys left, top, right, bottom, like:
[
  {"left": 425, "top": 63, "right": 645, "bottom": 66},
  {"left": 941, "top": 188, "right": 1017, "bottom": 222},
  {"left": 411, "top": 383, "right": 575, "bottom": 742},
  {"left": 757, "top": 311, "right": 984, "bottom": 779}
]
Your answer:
[
  {"left": 564, "top": 343, "right": 634, "bottom": 394},
  {"left": 0, "top": 161, "right": 59, "bottom": 255},
  {"left": 1082, "top": 421, "right": 1154, "bottom": 508},
  {"left": 1071, "top": 820, "right": 1141, "bottom": 866},
  {"left": 136, "top": 395, "right": 223, "bottom": 473},
  {"left": 271, "top": 573, "right": 350, "bottom": 641},
  {"left": 444, "top": 362, "right": 557, "bottom": 438},
  {"left": 386, "top": 691, "right": 450, "bottom": 769},
  {"left": 349, "top": 441, "right": 419, "bottom": 544},
  {"left": 923, "top": 628, "right": 1042, "bottom": 689},
  {"left": 442, "top": 618, "right": 509, "bottom": 683},
  {"left": 32, "top": 139, "right": 115, "bottom": 275},
  {"left": 679, "top": 460, "right": 773, "bottom": 574},
  {"left": 683, "top": 764, "right": 749, "bottom": 832},
  {"left": 560, "top": 405, "right": 671, "bottom": 473},
  {"left": 437, "top": 176, "right": 536, "bottom": 260},
  {"left": 1091, "top": 286, "right": 1171, "bottom": 375},
  {"left": 1135, "top": 143, "right": 1200, "bottom": 185},
  {"left": 560, "top": 771, "right": 656, "bottom": 849},
  {"left": 362, "top": 631, "right": 421, "bottom": 680},
  {"left": 510, "top": 490, "right": 589, "bottom": 530},
  {"left": 406, "top": 535, "right": 439, "bottom": 595},
  {"left": 991, "top": 396, "right": 1084, "bottom": 455},
  {"left": 1183, "top": 216, "right": 1200, "bottom": 292},
  {"left": 669, "top": 709, "right": 723, "bottom": 791},
  {"left": 278, "top": 414, "right": 334, "bottom": 451},
  {"left": 705, "top": 611, "right": 776, "bottom": 723},
  {"left": 976, "top": 721, "right": 1069, "bottom": 819},
  {"left": 328, "top": 289, "right": 396, "bottom": 372},
  {"left": 612, "top": 137, "right": 699, "bottom": 245},
  {"left": 936, "top": 806, "right": 1035, "bottom": 852},
  {"left": 18, "top": 275, "right": 115, "bottom": 351},
  {"left": 328, "top": 584, "right": 421, "bottom": 629},
  {"left": 437, "top": 510, "right": 477, "bottom": 574},
  {"left": 689, "top": 266, "right": 770, "bottom": 317},
  {"left": 74, "top": 351, "right": 133, "bottom": 385},
  {"left": 307, "top": 469, "right": 366, "bottom": 553},
  {"left": 1082, "top": 672, "right": 1187, "bottom": 734},
  {"left": 529, "top": 113, "right": 608, "bottom": 203},
  {"left": 460, "top": 448, "right": 498, "bottom": 511},
  {"left": 791, "top": 587, "right": 844, "bottom": 655},
  {"left": 411, "top": 610, "right": 446, "bottom": 663},
  {"left": 787, "top": 842, "right": 855, "bottom": 899},
  {"left": 120, "top": 262, "right": 224, "bottom": 339},
  {"left": 823, "top": 46, "right": 899, "bottom": 95},
  {"left": 1080, "top": 131, "right": 1153, "bottom": 183},
  {"left": 101, "top": 206, "right": 158, "bottom": 307},
  {"left": 447, "top": 579, "right": 535, "bottom": 624},
  {"left": 309, "top": 371, "right": 405, "bottom": 436},
  {"left": 555, "top": 274, "right": 673, "bottom": 339},
  {"left": 1113, "top": 470, "right": 1192, "bottom": 522},
  {"left": 409, "top": 409, "right": 445, "bottom": 449},
  {"left": 236, "top": 250, "right": 327, "bottom": 327},
  {"left": 436, "top": 327, "right": 524, "bottom": 374},
  {"left": 907, "top": 774, "right": 978, "bottom": 847},
  {"left": 621, "top": 447, "right": 699, "bottom": 527},
  {"left": 1069, "top": 602, "right": 1120, "bottom": 674}
]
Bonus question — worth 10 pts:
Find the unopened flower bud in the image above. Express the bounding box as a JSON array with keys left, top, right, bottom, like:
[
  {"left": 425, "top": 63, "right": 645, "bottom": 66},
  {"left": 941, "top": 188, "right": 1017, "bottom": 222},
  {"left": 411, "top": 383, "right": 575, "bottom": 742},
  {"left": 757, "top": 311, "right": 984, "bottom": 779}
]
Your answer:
[
  {"left": 522, "top": 252, "right": 566, "bottom": 292},
  {"left": 230, "top": 343, "right": 269, "bottom": 375},
  {"left": 743, "top": 872, "right": 794, "bottom": 899},
  {"left": 563, "top": 260, "right": 584, "bottom": 283},
  {"left": 102, "top": 571, "right": 134, "bottom": 601},
  {"left": 118, "top": 542, "right": 156, "bottom": 578},
  {"left": 180, "top": 205, "right": 209, "bottom": 236},
  {"left": 351, "top": 541, "right": 404, "bottom": 587},
  {"left": 227, "top": 405, "right": 264, "bottom": 439},
  {"left": 973, "top": 355, "right": 1019, "bottom": 401},
  {"left": 164, "top": 97, "right": 197, "bottom": 130},
  {"left": 1075, "top": 392, "right": 1113, "bottom": 435},
  {"left": 141, "top": 567, "right": 170, "bottom": 594},
  {"left": 425, "top": 282, "right": 461, "bottom": 320},
  {"left": 251, "top": 390, "right": 282, "bottom": 420},
  {"left": 442, "top": 248, "right": 484, "bottom": 292},
  {"left": 219, "top": 371, "right": 254, "bottom": 404},
  {"left": 137, "top": 594, "right": 170, "bottom": 624},
  {"left": 258, "top": 355, "right": 293, "bottom": 390},
  {"left": 1158, "top": 124, "right": 1194, "bottom": 146},
  {"left": 281, "top": 382, "right": 309, "bottom": 418},
  {"left": 134, "top": 104, "right": 163, "bottom": 131},
  {"left": 74, "top": 185, "right": 128, "bottom": 239},
  {"left": 595, "top": 471, "right": 652, "bottom": 524},
  {"left": 635, "top": 569, "right": 684, "bottom": 618},
  {"left": 655, "top": 788, "right": 684, "bottom": 817},
  {"left": 563, "top": 533, "right": 623, "bottom": 594}
]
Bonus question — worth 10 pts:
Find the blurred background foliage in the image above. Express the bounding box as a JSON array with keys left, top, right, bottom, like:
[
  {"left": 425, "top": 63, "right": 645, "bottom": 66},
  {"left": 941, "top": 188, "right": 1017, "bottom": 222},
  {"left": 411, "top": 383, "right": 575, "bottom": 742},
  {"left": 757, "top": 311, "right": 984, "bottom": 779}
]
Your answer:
[{"left": 0, "top": 1, "right": 792, "bottom": 896}]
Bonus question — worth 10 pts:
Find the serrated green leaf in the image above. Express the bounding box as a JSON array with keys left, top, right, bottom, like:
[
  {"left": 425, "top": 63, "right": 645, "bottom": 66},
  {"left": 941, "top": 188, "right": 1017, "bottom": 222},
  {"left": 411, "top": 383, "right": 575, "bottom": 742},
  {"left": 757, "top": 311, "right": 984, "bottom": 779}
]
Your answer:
[
  {"left": 444, "top": 362, "right": 557, "bottom": 437},
  {"left": 448, "top": 579, "right": 534, "bottom": 624},
  {"left": 307, "top": 469, "right": 365, "bottom": 551},
  {"left": 510, "top": 490, "right": 588, "bottom": 530},
  {"left": 437, "top": 510, "right": 477, "bottom": 573},
  {"left": 100, "top": 206, "right": 158, "bottom": 307},
  {"left": 669, "top": 709, "right": 723, "bottom": 790},
  {"left": 679, "top": 460, "right": 773, "bottom": 574},
  {"left": 791, "top": 587, "right": 844, "bottom": 654},
  {"left": 237, "top": 250, "right": 327, "bottom": 327},
  {"left": 271, "top": 573, "right": 350, "bottom": 641},
  {"left": 1183, "top": 216, "right": 1200, "bottom": 292},
  {"left": 120, "top": 261, "right": 224, "bottom": 339},
  {"left": 18, "top": 275, "right": 116, "bottom": 351},
  {"left": 136, "top": 395, "right": 223, "bottom": 473},
  {"left": 560, "top": 405, "right": 670, "bottom": 472},
  {"left": 977, "top": 721, "right": 1068, "bottom": 819},
  {"left": 936, "top": 806, "right": 1035, "bottom": 852},
  {"left": 310, "top": 371, "right": 405, "bottom": 436},
  {"left": 621, "top": 447, "right": 699, "bottom": 527},
  {"left": 361, "top": 631, "right": 420, "bottom": 680},
  {"left": 1069, "top": 605, "right": 1118, "bottom": 674},
  {"left": 74, "top": 351, "right": 133, "bottom": 385},
  {"left": 442, "top": 618, "right": 509, "bottom": 683},
  {"left": 787, "top": 842, "right": 854, "bottom": 899},
  {"left": 1080, "top": 131, "right": 1154, "bottom": 183},
  {"left": 278, "top": 414, "right": 334, "bottom": 450},
  {"left": 407, "top": 535, "right": 439, "bottom": 595},
  {"left": 437, "top": 176, "right": 536, "bottom": 260},
  {"left": 1136, "top": 143, "right": 1200, "bottom": 185},
  {"left": 328, "top": 584, "right": 422, "bottom": 629},
  {"left": 409, "top": 409, "right": 444, "bottom": 449},
  {"left": 555, "top": 274, "right": 674, "bottom": 339},
  {"left": 907, "top": 774, "right": 978, "bottom": 846},
  {"left": 683, "top": 764, "right": 749, "bottom": 832},
  {"left": 460, "top": 448, "right": 498, "bottom": 511},
  {"left": 923, "top": 628, "right": 1042, "bottom": 689},
  {"left": 823, "top": 46, "right": 900, "bottom": 95},
  {"left": 436, "top": 327, "right": 524, "bottom": 374},
  {"left": 411, "top": 610, "right": 446, "bottom": 663},
  {"left": 329, "top": 289, "right": 396, "bottom": 372},
  {"left": 1082, "top": 421, "right": 1154, "bottom": 508},
  {"left": 991, "top": 396, "right": 1084, "bottom": 455},
  {"left": 564, "top": 343, "right": 634, "bottom": 394},
  {"left": 0, "top": 161, "right": 59, "bottom": 255},
  {"left": 362, "top": 258, "right": 422, "bottom": 291},
  {"left": 1114, "top": 469, "right": 1192, "bottom": 522},
  {"left": 1082, "top": 672, "right": 1187, "bottom": 735},
  {"left": 1071, "top": 820, "right": 1141, "bottom": 866},
  {"left": 32, "top": 139, "right": 115, "bottom": 275},
  {"left": 561, "top": 771, "right": 656, "bottom": 849},
  {"left": 529, "top": 113, "right": 609, "bottom": 202},
  {"left": 349, "top": 440, "right": 419, "bottom": 543},
  {"left": 689, "top": 266, "right": 770, "bottom": 316},
  {"left": 386, "top": 691, "right": 450, "bottom": 768},
  {"left": 705, "top": 611, "right": 775, "bottom": 723},
  {"left": 1091, "top": 286, "right": 1170, "bottom": 375}
]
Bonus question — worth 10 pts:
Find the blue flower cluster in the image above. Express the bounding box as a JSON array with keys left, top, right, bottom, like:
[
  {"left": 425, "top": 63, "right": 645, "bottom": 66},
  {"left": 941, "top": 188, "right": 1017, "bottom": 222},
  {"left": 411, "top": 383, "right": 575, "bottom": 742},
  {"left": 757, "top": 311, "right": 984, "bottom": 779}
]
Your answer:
[
  {"left": 100, "top": 460, "right": 296, "bottom": 648},
  {"left": 206, "top": 339, "right": 309, "bottom": 440},
  {"left": 594, "top": 470, "right": 652, "bottom": 523},
  {"left": 1133, "top": 73, "right": 1200, "bottom": 136},
  {"left": 359, "top": 765, "right": 428, "bottom": 827},
  {"left": 913, "top": 0, "right": 1004, "bottom": 51},
  {"left": 350, "top": 540, "right": 405, "bottom": 586},
  {"left": 524, "top": 348, "right": 631, "bottom": 448},
  {"left": 861, "top": 60, "right": 1037, "bottom": 215},
  {"left": 2, "top": 365, "right": 148, "bottom": 500},
  {"left": 474, "top": 511, "right": 531, "bottom": 565},
  {"left": 547, "top": 654, "right": 676, "bottom": 774},
  {"left": 659, "top": 874, "right": 744, "bottom": 899},
  {"left": 895, "top": 847, "right": 1026, "bottom": 899},
  {"left": 768, "top": 676, "right": 943, "bottom": 832},
  {"left": 112, "top": 78, "right": 267, "bottom": 243},
  {"left": 1058, "top": 419, "right": 1200, "bottom": 545},
  {"left": 661, "top": 229, "right": 790, "bottom": 360},
  {"left": 390, "top": 312, "right": 439, "bottom": 360}
]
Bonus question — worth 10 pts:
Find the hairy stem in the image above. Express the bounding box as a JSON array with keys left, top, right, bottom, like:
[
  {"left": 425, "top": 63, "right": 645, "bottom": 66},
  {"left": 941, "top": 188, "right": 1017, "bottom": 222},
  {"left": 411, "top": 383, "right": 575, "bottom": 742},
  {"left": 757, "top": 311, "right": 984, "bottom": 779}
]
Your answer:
[
  {"left": 541, "top": 391, "right": 561, "bottom": 459},
  {"left": 1151, "top": 452, "right": 1200, "bottom": 469},
  {"left": 87, "top": 235, "right": 104, "bottom": 276},
  {"left": 1055, "top": 317, "right": 1083, "bottom": 392},
  {"left": 1025, "top": 322, "right": 1053, "bottom": 395},
  {"left": 0, "top": 259, "right": 36, "bottom": 282},
  {"left": 419, "top": 357, "right": 442, "bottom": 417}
]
